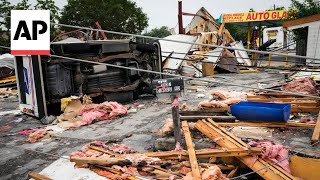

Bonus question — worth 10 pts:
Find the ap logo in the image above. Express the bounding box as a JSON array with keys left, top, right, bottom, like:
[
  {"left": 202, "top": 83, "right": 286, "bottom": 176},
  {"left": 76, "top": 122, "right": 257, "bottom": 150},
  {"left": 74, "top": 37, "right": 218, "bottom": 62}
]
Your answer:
[{"left": 11, "top": 10, "right": 50, "bottom": 55}]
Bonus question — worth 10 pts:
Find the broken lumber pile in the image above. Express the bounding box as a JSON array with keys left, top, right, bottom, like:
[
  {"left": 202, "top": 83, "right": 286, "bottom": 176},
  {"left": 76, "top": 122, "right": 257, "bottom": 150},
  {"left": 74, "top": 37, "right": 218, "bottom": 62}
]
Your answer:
[
  {"left": 247, "top": 95, "right": 320, "bottom": 113},
  {"left": 195, "top": 118, "right": 297, "bottom": 180}
]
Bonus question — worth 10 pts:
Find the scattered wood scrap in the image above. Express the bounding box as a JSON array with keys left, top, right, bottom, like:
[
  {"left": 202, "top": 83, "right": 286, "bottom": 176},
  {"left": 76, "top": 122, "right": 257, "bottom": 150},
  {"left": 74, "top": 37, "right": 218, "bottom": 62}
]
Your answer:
[
  {"left": 181, "top": 121, "right": 201, "bottom": 180},
  {"left": 311, "top": 111, "right": 320, "bottom": 144},
  {"left": 195, "top": 118, "right": 296, "bottom": 180},
  {"left": 247, "top": 95, "right": 320, "bottom": 113},
  {"left": 217, "top": 122, "right": 316, "bottom": 128},
  {"left": 28, "top": 172, "right": 52, "bottom": 180}
]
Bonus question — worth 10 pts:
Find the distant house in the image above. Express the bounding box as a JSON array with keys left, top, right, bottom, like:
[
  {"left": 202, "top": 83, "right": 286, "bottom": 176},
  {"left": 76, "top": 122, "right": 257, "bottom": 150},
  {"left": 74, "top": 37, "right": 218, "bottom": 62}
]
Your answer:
[{"left": 283, "top": 14, "right": 320, "bottom": 66}]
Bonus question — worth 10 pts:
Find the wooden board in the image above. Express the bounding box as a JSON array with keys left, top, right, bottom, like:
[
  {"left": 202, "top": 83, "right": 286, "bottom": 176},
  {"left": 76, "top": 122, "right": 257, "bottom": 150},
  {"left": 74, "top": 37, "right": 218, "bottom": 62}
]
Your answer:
[
  {"left": 311, "top": 111, "right": 320, "bottom": 143},
  {"left": 181, "top": 121, "right": 201, "bottom": 180},
  {"left": 144, "top": 148, "right": 261, "bottom": 160},
  {"left": 203, "top": 106, "right": 320, "bottom": 113},
  {"left": 289, "top": 155, "right": 320, "bottom": 180},
  {"left": 217, "top": 122, "right": 315, "bottom": 128},
  {"left": 283, "top": 13, "right": 320, "bottom": 28},
  {"left": 247, "top": 99, "right": 319, "bottom": 107},
  {"left": 195, "top": 119, "right": 296, "bottom": 180},
  {"left": 29, "top": 172, "right": 53, "bottom": 180}
]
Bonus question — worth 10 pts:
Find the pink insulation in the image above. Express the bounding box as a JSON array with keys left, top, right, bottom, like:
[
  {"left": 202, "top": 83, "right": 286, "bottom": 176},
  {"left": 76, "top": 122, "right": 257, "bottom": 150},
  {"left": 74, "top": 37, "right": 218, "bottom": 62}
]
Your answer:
[
  {"left": 107, "top": 143, "right": 135, "bottom": 154},
  {"left": 199, "top": 91, "right": 247, "bottom": 108},
  {"left": 201, "top": 166, "right": 228, "bottom": 180},
  {"left": 281, "top": 77, "right": 318, "bottom": 95},
  {"left": 79, "top": 101, "right": 127, "bottom": 125},
  {"left": 248, "top": 141, "right": 291, "bottom": 173}
]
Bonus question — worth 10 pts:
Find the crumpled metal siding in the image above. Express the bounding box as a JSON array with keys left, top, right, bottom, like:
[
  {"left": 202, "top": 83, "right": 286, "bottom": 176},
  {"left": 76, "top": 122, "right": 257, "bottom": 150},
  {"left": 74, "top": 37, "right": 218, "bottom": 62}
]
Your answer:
[{"left": 160, "top": 34, "right": 197, "bottom": 73}]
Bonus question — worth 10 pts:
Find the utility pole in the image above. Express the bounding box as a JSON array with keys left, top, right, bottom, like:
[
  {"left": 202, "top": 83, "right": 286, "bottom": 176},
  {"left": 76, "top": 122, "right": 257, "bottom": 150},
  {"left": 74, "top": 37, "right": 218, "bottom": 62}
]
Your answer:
[{"left": 178, "top": 1, "right": 184, "bottom": 34}]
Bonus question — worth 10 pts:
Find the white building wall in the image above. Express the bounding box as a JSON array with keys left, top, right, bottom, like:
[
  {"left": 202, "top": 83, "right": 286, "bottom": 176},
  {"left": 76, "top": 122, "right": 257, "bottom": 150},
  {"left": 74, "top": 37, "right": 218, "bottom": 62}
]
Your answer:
[{"left": 306, "top": 21, "right": 320, "bottom": 66}]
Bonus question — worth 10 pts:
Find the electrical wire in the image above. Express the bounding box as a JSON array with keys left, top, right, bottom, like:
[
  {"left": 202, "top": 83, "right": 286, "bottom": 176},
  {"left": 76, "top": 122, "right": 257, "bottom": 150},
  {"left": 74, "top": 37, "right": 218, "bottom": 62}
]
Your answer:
[
  {"left": 48, "top": 54, "right": 320, "bottom": 99},
  {"left": 1, "top": 13, "right": 319, "bottom": 61},
  {"left": 162, "top": 50, "right": 319, "bottom": 65},
  {"left": 52, "top": 22, "right": 320, "bottom": 61},
  {"left": 1, "top": 43, "right": 319, "bottom": 98},
  {"left": 162, "top": 55, "right": 320, "bottom": 73},
  {"left": 230, "top": 141, "right": 319, "bottom": 179}
]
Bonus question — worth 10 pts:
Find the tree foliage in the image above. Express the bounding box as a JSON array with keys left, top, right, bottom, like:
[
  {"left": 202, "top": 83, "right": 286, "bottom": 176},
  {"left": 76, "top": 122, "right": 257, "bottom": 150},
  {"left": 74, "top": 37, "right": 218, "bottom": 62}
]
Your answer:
[
  {"left": 224, "top": 24, "right": 248, "bottom": 42},
  {"left": 287, "top": 0, "right": 320, "bottom": 41},
  {"left": 144, "top": 26, "right": 171, "bottom": 38},
  {"left": 35, "top": 0, "right": 60, "bottom": 37},
  {"left": 60, "top": 0, "right": 148, "bottom": 39}
]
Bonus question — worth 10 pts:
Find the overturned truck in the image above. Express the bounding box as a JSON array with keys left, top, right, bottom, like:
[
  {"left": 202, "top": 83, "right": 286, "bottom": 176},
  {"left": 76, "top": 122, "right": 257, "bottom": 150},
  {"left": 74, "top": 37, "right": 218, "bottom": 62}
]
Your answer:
[{"left": 15, "top": 39, "right": 162, "bottom": 118}]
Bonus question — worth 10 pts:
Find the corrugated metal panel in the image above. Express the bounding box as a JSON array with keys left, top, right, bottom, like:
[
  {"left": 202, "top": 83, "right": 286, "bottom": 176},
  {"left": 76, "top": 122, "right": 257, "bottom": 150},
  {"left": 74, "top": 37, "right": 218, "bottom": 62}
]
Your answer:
[
  {"left": 202, "top": 48, "right": 223, "bottom": 68},
  {"left": 160, "top": 34, "right": 198, "bottom": 72},
  {"left": 232, "top": 41, "right": 252, "bottom": 66}
]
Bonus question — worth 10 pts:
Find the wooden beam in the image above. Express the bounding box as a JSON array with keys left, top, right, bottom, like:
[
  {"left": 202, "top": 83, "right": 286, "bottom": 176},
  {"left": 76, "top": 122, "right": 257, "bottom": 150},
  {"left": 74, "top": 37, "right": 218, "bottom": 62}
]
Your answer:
[
  {"left": 217, "top": 122, "right": 316, "bottom": 128},
  {"left": 203, "top": 106, "right": 320, "bottom": 113},
  {"left": 70, "top": 157, "right": 132, "bottom": 167},
  {"left": 89, "top": 145, "right": 113, "bottom": 155},
  {"left": 247, "top": 99, "right": 319, "bottom": 106},
  {"left": 28, "top": 172, "right": 52, "bottom": 180},
  {"left": 247, "top": 97, "right": 318, "bottom": 102},
  {"left": 144, "top": 148, "right": 262, "bottom": 160},
  {"left": 195, "top": 119, "right": 296, "bottom": 180},
  {"left": 227, "top": 167, "right": 239, "bottom": 178},
  {"left": 311, "top": 111, "right": 320, "bottom": 144},
  {"left": 182, "top": 121, "right": 201, "bottom": 180},
  {"left": 291, "top": 107, "right": 320, "bottom": 113},
  {"left": 172, "top": 95, "right": 182, "bottom": 145},
  {"left": 283, "top": 14, "right": 320, "bottom": 28},
  {"left": 180, "top": 115, "right": 236, "bottom": 122}
]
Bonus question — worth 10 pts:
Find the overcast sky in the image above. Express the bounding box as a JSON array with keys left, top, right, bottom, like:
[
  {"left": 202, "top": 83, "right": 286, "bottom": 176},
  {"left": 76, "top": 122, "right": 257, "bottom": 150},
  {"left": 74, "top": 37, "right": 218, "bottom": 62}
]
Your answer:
[{"left": 11, "top": 0, "right": 295, "bottom": 31}]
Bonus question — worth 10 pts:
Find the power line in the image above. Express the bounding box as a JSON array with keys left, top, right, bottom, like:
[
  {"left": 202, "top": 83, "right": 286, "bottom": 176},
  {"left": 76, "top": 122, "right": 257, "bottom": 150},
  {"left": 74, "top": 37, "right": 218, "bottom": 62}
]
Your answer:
[
  {"left": 1, "top": 43, "right": 319, "bottom": 97},
  {"left": 53, "top": 22, "right": 320, "bottom": 61},
  {"left": 49, "top": 54, "right": 320, "bottom": 99},
  {"left": 1, "top": 13, "right": 319, "bottom": 61},
  {"left": 162, "top": 50, "right": 319, "bottom": 65},
  {"left": 162, "top": 55, "right": 320, "bottom": 73}
]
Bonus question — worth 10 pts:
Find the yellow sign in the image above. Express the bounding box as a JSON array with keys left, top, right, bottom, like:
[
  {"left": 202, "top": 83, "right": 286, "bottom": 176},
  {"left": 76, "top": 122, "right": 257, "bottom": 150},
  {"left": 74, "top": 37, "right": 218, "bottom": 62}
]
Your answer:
[{"left": 222, "top": 10, "right": 288, "bottom": 23}]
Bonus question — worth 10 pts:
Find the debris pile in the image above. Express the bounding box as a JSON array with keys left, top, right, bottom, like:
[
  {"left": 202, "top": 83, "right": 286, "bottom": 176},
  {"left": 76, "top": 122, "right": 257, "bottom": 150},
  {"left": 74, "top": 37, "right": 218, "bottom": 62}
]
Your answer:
[
  {"left": 160, "top": 7, "right": 252, "bottom": 77},
  {"left": 248, "top": 141, "right": 290, "bottom": 173},
  {"left": 56, "top": 97, "right": 127, "bottom": 129},
  {"left": 198, "top": 91, "right": 247, "bottom": 108},
  {"left": 25, "top": 129, "right": 50, "bottom": 143},
  {"left": 281, "top": 77, "right": 318, "bottom": 95}
]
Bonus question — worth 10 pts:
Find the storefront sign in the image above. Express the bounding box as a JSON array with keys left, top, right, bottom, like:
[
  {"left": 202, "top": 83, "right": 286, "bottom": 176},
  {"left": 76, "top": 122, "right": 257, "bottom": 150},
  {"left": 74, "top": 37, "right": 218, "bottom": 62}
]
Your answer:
[{"left": 222, "top": 10, "right": 288, "bottom": 23}]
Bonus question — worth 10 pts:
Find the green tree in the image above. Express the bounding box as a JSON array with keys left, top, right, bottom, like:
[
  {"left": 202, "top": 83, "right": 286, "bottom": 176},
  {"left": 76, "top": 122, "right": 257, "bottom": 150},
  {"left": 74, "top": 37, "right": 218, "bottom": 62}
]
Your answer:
[
  {"left": 35, "top": 0, "right": 60, "bottom": 37},
  {"left": 144, "top": 26, "right": 171, "bottom": 38},
  {"left": 14, "top": 0, "right": 32, "bottom": 10},
  {"left": 224, "top": 24, "right": 247, "bottom": 42},
  {"left": 0, "top": 0, "right": 14, "bottom": 47},
  {"left": 60, "top": 0, "right": 148, "bottom": 39},
  {"left": 287, "top": 0, "right": 320, "bottom": 41}
]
